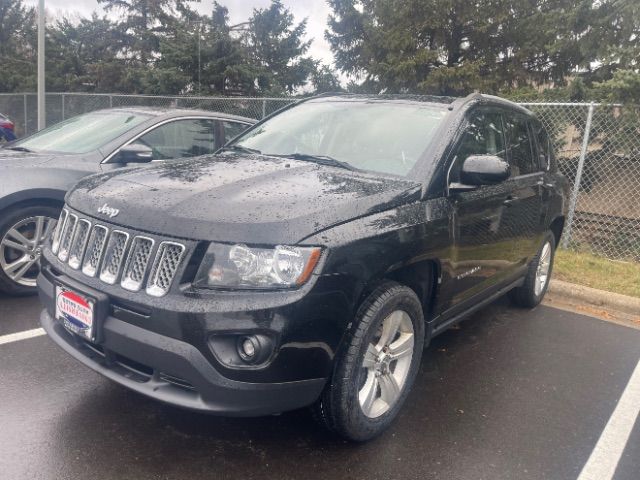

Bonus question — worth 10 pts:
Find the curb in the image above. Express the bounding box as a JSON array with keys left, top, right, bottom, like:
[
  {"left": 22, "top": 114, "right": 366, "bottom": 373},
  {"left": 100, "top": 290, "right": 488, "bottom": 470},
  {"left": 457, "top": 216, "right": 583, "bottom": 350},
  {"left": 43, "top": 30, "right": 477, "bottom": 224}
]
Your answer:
[{"left": 548, "top": 279, "right": 640, "bottom": 318}]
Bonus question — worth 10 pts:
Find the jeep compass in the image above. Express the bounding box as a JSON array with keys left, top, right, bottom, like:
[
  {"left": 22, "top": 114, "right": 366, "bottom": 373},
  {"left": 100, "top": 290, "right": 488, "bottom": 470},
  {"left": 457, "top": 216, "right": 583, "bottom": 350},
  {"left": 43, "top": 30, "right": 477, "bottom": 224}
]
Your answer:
[{"left": 37, "top": 94, "right": 567, "bottom": 441}]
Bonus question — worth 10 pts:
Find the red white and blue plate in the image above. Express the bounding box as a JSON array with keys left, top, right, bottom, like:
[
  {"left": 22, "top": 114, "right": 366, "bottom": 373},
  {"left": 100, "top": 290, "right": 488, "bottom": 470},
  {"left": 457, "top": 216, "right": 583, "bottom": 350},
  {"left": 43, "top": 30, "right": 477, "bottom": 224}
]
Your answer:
[{"left": 55, "top": 286, "right": 95, "bottom": 341}]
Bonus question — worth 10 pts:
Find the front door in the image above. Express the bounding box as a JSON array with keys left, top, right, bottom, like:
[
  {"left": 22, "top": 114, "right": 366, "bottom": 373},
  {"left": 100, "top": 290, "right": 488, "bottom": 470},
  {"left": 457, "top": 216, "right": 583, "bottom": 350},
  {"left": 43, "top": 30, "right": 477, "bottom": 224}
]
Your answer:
[{"left": 444, "top": 108, "right": 520, "bottom": 309}]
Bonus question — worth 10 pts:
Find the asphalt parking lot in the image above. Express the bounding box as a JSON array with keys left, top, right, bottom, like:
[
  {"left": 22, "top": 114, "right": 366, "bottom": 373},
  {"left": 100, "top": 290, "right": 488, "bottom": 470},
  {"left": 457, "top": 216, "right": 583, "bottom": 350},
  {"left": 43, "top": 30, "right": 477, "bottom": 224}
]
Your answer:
[{"left": 1, "top": 294, "right": 639, "bottom": 480}]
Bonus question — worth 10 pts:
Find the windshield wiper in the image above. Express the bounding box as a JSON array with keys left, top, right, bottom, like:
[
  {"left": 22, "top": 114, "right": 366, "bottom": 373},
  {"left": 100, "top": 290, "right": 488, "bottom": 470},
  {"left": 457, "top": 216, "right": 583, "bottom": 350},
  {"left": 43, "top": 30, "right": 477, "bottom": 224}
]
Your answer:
[
  {"left": 221, "top": 144, "right": 262, "bottom": 155},
  {"left": 5, "top": 146, "right": 33, "bottom": 152},
  {"left": 271, "top": 153, "right": 358, "bottom": 171}
]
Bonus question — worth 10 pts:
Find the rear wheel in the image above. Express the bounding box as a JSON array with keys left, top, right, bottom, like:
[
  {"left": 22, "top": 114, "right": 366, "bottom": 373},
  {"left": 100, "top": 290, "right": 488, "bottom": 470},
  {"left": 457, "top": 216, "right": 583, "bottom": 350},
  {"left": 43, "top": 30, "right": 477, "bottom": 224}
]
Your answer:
[
  {"left": 510, "top": 231, "right": 555, "bottom": 308},
  {"left": 313, "top": 282, "right": 425, "bottom": 441},
  {"left": 0, "top": 205, "right": 60, "bottom": 296}
]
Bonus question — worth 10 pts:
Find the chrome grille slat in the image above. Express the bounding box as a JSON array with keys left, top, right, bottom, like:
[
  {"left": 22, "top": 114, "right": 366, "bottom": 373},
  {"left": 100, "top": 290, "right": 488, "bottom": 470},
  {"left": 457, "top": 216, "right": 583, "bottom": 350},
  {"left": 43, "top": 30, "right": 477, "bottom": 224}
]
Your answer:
[
  {"left": 51, "top": 210, "right": 186, "bottom": 296},
  {"left": 121, "top": 237, "right": 155, "bottom": 292},
  {"left": 51, "top": 209, "right": 68, "bottom": 255},
  {"left": 81, "top": 225, "right": 108, "bottom": 278},
  {"left": 57, "top": 214, "right": 78, "bottom": 262},
  {"left": 68, "top": 219, "right": 91, "bottom": 270},
  {"left": 99, "top": 231, "right": 130, "bottom": 285},
  {"left": 146, "top": 242, "right": 186, "bottom": 297}
]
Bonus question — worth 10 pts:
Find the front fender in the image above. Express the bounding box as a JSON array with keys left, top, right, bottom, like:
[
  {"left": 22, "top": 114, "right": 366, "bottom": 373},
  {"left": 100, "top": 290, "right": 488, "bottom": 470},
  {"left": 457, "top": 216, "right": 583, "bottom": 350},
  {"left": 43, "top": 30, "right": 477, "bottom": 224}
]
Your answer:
[{"left": 0, "top": 168, "right": 84, "bottom": 211}]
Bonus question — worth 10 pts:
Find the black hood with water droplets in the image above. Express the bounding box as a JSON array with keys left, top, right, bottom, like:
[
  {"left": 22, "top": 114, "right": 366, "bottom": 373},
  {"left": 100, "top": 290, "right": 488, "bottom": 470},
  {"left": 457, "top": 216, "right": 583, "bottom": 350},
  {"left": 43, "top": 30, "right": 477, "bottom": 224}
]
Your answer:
[{"left": 67, "top": 154, "right": 422, "bottom": 245}]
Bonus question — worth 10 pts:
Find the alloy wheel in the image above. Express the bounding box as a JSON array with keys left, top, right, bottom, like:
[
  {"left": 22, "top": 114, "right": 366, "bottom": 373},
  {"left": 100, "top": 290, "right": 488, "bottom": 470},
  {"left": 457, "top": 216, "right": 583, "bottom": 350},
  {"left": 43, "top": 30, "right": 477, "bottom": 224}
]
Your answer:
[
  {"left": 0, "top": 216, "right": 56, "bottom": 287},
  {"left": 534, "top": 241, "right": 552, "bottom": 297},
  {"left": 359, "top": 310, "right": 415, "bottom": 418}
]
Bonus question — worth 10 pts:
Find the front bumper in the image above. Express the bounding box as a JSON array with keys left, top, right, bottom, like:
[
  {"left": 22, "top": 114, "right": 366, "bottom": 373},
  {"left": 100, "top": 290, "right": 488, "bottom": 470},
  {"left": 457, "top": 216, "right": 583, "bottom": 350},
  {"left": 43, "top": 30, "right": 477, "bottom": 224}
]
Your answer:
[
  {"left": 38, "top": 267, "right": 332, "bottom": 416},
  {"left": 39, "top": 307, "right": 326, "bottom": 416}
]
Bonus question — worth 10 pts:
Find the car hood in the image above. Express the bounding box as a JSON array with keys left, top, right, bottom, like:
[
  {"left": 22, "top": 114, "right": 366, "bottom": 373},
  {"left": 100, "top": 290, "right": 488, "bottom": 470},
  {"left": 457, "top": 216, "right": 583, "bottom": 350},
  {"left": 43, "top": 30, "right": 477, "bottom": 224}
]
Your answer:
[
  {"left": 67, "top": 154, "right": 422, "bottom": 245},
  {"left": 0, "top": 148, "right": 59, "bottom": 167}
]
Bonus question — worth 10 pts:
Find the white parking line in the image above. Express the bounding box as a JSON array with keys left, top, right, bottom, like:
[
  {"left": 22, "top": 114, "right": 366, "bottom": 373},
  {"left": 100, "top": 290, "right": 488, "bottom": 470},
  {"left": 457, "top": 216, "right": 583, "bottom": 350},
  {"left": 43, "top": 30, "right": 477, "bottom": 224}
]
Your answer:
[
  {"left": 0, "top": 328, "right": 46, "bottom": 345},
  {"left": 577, "top": 358, "right": 640, "bottom": 480}
]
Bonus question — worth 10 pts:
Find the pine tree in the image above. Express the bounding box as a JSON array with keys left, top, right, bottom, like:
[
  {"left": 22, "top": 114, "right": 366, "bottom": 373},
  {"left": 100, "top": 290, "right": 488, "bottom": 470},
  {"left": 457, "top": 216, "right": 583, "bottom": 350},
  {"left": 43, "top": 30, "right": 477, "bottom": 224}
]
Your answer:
[{"left": 243, "top": 0, "right": 315, "bottom": 95}]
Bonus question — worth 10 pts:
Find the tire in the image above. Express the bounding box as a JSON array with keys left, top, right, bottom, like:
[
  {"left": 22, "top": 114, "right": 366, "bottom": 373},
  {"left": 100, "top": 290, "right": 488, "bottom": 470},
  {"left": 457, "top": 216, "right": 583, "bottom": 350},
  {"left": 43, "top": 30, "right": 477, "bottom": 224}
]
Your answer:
[
  {"left": 313, "top": 281, "right": 425, "bottom": 441},
  {"left": 0, "top": 205, "right": 60, "bottom": 296},
  {"left": 509, "top": 231, "right": 555, "bottom": 308}
]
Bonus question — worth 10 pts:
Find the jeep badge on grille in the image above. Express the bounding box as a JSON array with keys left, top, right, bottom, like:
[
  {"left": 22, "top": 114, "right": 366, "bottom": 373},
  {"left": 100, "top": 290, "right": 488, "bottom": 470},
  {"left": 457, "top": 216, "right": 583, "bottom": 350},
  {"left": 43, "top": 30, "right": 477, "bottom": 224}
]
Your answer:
[{"left": 98, "top": 203, "right": 120, "bottom": 218}]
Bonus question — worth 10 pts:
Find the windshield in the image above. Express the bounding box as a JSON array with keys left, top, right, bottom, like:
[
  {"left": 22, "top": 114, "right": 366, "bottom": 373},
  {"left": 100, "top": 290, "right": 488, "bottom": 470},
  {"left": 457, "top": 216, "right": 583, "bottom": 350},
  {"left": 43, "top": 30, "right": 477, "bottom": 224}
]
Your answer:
[
  {"left": 232, "top": 100, "right": 449, "bottom": 176},
  {"left": 13, "top": 111, "right": 151, "bottom": 154}
]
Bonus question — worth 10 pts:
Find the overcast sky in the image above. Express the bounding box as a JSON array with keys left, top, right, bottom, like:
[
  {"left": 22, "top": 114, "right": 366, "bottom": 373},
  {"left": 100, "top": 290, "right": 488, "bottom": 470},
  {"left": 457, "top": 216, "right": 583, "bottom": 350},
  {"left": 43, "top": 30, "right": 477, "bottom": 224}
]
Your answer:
[{"left": 24, "top": 0, "right": 335, "bottom": 66}]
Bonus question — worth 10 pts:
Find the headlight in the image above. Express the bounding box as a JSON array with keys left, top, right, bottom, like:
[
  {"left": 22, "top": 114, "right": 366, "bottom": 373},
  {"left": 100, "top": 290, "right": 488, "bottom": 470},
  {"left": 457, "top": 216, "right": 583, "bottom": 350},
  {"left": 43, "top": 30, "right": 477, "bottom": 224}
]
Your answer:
[{"left": 194, "top": 243, "right": 322, "bottom": 289}]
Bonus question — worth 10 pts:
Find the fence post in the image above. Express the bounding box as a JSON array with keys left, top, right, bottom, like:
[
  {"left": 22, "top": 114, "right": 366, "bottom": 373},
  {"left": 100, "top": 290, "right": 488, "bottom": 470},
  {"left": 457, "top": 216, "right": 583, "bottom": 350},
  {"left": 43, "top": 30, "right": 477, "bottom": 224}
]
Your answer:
[
  {"left": 562, "top": 102, "right": 595, "bottom": 249},
  {"left": 109, "top": 95, "right": 113, "bottom": 108},
  {"left": 262, "top": 99, "right": 267, "bottom": 119},
  {"left": 61, "top": 94, "right": 65, "bottom": 120},
  {"left": 23, "top": 93, "right": 28, "bottom": 135}
]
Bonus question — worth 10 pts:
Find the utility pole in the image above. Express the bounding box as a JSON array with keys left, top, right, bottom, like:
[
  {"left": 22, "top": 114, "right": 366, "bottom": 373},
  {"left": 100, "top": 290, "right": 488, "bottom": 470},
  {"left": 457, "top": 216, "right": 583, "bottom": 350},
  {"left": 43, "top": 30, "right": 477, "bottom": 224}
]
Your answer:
[
  {"left": 197, "top": 22, "right": 201, "bottom": 95},
  {"left": 37, "top": 0, "right": 46, "bottom": 130}
]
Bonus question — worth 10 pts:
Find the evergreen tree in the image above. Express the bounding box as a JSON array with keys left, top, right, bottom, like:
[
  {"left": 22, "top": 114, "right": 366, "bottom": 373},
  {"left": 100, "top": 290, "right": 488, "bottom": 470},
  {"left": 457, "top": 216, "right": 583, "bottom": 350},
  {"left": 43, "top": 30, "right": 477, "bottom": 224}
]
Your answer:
[
  {"left": 311, "top": 64, "right": 343, "bottom": 93},
  {"left": 244, "top": 0, "right": 315, "bottom": 94},
  {"left": 326, "top": 0, "right": 640, "bottom": 95},
  {"left": 0, "top": 0, "right": 36, "bottom": 91}
]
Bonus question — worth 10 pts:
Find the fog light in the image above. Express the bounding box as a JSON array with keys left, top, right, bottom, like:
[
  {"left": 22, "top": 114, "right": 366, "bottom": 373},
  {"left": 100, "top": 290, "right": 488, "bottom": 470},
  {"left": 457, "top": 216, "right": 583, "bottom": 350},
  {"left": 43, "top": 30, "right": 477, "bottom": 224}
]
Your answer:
[
  {"left": 238, "top": 336, "right": 259, "bottom": 362},
  {"left": 242, "top": 338, "right": 256, "bottom": 357},
  {"left": 209, "top": 333, "right": 274, "bottom": 367}
]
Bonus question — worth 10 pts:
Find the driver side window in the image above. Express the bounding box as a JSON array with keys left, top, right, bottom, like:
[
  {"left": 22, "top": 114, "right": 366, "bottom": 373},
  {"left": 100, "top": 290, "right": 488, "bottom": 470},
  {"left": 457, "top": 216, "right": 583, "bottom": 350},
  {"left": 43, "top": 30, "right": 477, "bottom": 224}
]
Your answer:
[{"left": 450, "top": 110, "right": 506, "bottom": 183}]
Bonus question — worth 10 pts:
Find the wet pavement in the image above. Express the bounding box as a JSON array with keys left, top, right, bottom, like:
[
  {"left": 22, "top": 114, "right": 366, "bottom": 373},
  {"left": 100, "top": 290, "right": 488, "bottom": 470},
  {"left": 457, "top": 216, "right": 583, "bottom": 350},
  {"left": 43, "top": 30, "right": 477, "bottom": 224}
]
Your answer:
[{"left": 1, "top": 294, "right": 639, "bottom": 480}]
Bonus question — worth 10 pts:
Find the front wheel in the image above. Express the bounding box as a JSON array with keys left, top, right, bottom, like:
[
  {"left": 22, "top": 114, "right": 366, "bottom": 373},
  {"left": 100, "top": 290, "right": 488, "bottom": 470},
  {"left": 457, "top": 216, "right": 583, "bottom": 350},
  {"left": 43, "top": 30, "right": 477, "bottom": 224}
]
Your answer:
[
  {"left": 313, "top": 282, "right": 425, "bottom": 441},
  {"left": 510, "top": 231, "right": 556, "bottom": 308},
  {"left": 0, "top": 205, "right": 60, "bottom": 296}
]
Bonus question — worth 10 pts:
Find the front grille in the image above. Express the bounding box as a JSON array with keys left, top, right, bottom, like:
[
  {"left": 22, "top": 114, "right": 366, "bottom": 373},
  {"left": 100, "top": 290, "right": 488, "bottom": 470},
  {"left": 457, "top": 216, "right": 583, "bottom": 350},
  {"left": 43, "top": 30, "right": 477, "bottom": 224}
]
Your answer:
[
  {"left": 121, "top": 237, "right": 154, "bottom": 292},
  {"left": 53, "top": 208, "right": 187, "bottom": 297},
  {"left": 57, "top": 214, "right": 78, "bottom": 262},
  {"left": 51, "top": 209, "right": 68, "bottom": 254},
  {"left": 146, "top": 242, "right": 186, "bottom": 297},
  {"left": 99, "top": 231, "right": 130, "bottom": 284},
  {"left": 68, "top": 219, "right": 91, "bottom": 269},
  {"left": 82, "top": 225, "right": 108, "bottom": 277}
]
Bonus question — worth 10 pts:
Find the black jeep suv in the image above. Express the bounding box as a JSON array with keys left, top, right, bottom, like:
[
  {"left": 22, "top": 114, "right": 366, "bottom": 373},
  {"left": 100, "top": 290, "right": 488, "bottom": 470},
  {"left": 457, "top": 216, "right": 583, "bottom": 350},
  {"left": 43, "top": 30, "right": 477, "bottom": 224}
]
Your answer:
[{"left": 37, "top": 94, "right": 567, "bottom": 441}]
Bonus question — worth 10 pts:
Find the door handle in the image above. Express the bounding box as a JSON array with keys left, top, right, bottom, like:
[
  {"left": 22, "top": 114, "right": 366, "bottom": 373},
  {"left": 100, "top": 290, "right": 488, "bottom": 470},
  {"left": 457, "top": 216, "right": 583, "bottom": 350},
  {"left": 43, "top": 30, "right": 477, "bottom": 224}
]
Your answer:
[{"left": 537, "top": 179, "right": 554, "bottom": 188}]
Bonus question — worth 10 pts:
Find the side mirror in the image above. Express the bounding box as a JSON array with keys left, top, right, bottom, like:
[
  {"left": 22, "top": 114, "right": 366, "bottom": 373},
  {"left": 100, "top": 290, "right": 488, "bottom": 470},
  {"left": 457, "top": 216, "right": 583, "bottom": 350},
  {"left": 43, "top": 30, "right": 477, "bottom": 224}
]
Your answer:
[
  {"left": 113, "top": 144, "right": 154, "bottom": 164},
  {"left": 453, "top": 155, "right": 510, "bottom": 189}
]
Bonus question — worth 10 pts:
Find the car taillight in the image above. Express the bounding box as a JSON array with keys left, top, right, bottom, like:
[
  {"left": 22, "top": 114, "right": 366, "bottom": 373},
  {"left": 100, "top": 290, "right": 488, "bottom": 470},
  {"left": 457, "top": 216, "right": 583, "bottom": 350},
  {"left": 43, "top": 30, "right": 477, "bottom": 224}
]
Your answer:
[{"left": 0, "top": 122, "right": 13, "bottom": 130}]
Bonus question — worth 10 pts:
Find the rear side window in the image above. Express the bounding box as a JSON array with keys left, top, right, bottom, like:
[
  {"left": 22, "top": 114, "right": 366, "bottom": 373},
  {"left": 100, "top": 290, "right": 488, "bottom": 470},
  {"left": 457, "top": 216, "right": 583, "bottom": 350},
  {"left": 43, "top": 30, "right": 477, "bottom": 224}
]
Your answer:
[
  {"left": 504, "top": 114, "right": 536, "bottom": 175},
  {"left": 533, "top": 121, "right": 553, "bottom": 171}
]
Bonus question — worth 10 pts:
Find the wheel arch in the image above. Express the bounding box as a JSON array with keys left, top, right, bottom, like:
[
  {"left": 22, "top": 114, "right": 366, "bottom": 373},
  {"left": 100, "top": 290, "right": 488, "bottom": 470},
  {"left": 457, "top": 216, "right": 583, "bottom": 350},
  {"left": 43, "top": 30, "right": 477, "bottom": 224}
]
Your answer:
[
  {"left": 357, "top": 259, "right": 441, "bottom": 324},
  {"left": 0, "top": 190, "right": 66, "bottom": 215},
  {"left": 549, "top": 216, "right": 565, "bottom": 249}
]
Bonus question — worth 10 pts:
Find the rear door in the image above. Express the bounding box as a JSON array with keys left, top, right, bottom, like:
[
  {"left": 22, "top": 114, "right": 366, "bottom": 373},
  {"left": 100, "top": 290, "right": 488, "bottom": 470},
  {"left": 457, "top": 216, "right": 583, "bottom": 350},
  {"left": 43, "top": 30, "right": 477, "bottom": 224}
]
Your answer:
[{"left": 502, "top": 111, "right": 546, "bottom": 265}]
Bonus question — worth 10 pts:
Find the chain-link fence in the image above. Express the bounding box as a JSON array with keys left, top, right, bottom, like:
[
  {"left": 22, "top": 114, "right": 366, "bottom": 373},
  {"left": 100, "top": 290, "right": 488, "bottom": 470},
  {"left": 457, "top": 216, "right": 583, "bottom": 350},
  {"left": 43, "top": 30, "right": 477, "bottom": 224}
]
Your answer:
[
  {"left": 0, "top": 93, "right": 638, "bottom": 262},
  {"left": 521, "top": 102, "right": 640, "bottom": 262},
  {"left": 0, "top": 93, "right": 295, "bottom": 138}
]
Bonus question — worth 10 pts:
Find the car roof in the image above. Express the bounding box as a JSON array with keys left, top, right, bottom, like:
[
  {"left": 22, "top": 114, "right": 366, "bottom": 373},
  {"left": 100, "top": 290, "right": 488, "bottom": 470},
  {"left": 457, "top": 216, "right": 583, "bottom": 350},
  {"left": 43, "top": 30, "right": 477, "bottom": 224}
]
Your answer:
[
  {"left": 305, "top": 93, "right": 457, "bottom": 107},
  {"left": 83, "top": 106, "right": 256, "bottom": 124},
  {"left": 304, "top": 92, "right": 533, "bottom": 116}
]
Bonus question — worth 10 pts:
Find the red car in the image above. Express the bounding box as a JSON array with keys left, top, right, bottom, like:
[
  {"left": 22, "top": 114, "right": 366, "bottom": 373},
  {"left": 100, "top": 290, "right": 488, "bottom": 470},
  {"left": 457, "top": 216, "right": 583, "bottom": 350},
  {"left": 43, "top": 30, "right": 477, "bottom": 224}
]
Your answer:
[{"left": 0, "top": 112, "right": 16, "bottom": 141}]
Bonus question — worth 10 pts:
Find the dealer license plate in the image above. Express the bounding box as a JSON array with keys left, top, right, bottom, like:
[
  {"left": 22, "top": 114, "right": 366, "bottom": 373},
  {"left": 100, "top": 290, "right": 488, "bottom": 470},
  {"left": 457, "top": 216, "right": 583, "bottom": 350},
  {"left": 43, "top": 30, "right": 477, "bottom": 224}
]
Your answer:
[{"left": 55, "top": 286, "right": 96, "bottom": 341}]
